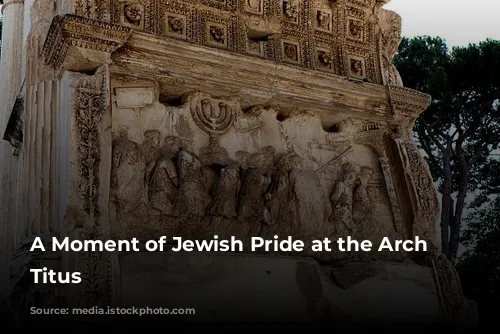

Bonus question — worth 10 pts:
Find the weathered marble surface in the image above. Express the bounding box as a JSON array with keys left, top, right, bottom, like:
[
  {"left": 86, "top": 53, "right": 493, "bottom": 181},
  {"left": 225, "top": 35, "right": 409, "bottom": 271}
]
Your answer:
[
  {"left": 0, "top": 0, "right": 476, "bottom": 329},
  {"left": 119, "top": 252, "right": 441, "bottom": 323}
]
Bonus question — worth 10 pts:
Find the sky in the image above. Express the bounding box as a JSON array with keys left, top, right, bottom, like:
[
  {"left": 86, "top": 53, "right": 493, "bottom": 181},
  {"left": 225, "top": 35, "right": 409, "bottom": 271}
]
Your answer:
[{"left": 383, "top": 0, "right": 500, "bottom": 48}]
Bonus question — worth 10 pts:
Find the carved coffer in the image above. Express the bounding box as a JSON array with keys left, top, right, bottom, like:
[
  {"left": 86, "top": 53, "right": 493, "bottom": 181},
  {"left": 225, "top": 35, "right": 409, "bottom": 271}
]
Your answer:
[{"left": 26, "top": 0, "right": 440, "bottom": 309}]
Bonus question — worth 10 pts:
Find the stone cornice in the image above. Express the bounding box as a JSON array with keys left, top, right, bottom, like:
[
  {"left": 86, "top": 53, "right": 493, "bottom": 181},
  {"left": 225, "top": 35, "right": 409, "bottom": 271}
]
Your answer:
[
  {"left": 72, "top": 0, "right": 390, "bottom": 84},
  {"left": 387, "top": 85, "right": 432, "bottom": 125},
  {"left": 41, "top": 14, "right": 430, "bottom": 126},
  {"left": 41, "top": 15, "right": 132, "bottom": 72},
  {"left": 113, "top": 31, "right": 390, "bottom": 122}
]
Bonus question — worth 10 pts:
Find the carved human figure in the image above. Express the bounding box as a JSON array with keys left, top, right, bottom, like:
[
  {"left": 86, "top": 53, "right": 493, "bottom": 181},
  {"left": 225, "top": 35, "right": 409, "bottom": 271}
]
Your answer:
[
  {"left": 141, "top": 130, "right": 161, "bottom": 160},
  {"left": 112, "top": 133, "right": 146, "bottom": 210},
  {"left": 148, "top": 152, "right": 179, "bottom": 216},
  {"left": 261, "top": 146, "right": 276, "bottom": 169},
  {"left": 265, "top": 154, "right": 295, "bottom": 236},
  {"left": 352, "top": 166, "right": 374, "bottom": 237},
  {"left": 177, "top": 150, "right": 206, "bottom": 224},
  {"left": 206, "top": 165, "right": 241, "bottom": 237},
  {"left": 288, "top": 155, "right": 325, "bottom": 240},
  {"left": 207, "top": 165, "right": 240, "bottom": 219},
  {"left": 145, "top": 135, "right": 182, "bottom": 213},
  {"left": 141, "top": 130, "right": 162, "bottom": 183},
  {"left": 329, "top": 162, "right": 360, "bottom": 230},
  {"left": 238, "top": 161, "right": 271, "bottom": 242}
]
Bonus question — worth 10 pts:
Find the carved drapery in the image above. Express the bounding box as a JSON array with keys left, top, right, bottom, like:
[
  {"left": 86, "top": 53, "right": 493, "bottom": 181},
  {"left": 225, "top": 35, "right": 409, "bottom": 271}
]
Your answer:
[{"left": 350, "top": 126, "right": 404, "bottom": 235}]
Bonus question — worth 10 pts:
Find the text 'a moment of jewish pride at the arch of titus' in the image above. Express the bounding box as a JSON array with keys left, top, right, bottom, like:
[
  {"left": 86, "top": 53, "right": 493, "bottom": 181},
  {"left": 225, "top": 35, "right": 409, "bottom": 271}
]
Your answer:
[{"left": 27, "top": 235, "right": 427, "bottom": 284}]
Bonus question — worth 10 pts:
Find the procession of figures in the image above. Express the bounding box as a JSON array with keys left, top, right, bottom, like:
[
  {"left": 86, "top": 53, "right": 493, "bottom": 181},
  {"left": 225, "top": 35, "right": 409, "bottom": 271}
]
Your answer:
[{"left": 110, "top": 129, "right": 382, "bottom": 255}]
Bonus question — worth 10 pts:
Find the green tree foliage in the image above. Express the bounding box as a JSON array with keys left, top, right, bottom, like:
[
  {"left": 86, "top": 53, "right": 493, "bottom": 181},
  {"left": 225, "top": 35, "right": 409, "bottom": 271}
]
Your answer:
[
  {"left": 394, "top": 37, "right": 500, "bottom": 263},
  {"left": 456, "top": 196, "right": 500, "bottom": 326}
]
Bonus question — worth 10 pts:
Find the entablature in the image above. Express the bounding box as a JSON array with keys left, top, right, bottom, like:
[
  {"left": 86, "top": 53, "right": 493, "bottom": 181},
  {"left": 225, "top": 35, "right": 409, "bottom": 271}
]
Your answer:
[
  {"left": 66, "top": 0, "right": 400, "bottom": 84},
  {"left": 41, "top": 11, "right": 430, "bottom": 128}
]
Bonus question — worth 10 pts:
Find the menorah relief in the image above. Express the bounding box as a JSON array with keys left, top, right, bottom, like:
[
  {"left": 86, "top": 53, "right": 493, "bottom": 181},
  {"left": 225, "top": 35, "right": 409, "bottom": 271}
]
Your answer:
[{"left": 189, "top": 92, "right": 236, "bottom": 165}]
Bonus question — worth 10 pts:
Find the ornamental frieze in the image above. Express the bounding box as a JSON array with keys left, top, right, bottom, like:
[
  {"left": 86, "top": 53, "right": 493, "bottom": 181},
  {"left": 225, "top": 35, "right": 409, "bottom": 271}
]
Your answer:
[{"left": 66, "top": 0, "right": 405, "bottom": 84}]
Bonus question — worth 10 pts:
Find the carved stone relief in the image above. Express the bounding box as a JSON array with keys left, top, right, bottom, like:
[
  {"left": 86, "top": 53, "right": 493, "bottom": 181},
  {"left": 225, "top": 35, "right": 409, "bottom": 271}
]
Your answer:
[
  {"left": 352, "top": 166, "right": 374, "bottom": 237},
  {"left": 238, "top": 167, "right": 272, "bottom": 244},
  {"left": 206, "top": 164, "right": 240, "bottom": 237},
  {"left": 165, "top": 13, "right": 187, "bottom": 39},
  {"left": 315, "top": 8, "right": 332, "bottom": 33},
  {"left": 377, "top": 8, "right": 404, "bottom": 86},
  {"left": 121, "top": 2, "right": 145, "bottom": 29},
  {"left": 109, "top": 89, "right": 412, "bottom": 262},
  {"left": 177, "top": 150, "right": 207, "bottom": 224},
  {"left": 188, "top": 93, "right": 236, "bottom": 165},
  {"left": 329, "top": 162, "right": 360, "bottom": 231},
  {"left": 265, "top": 153, "right": 295, "bottom": 236},
  {"left": 245, "top": 0, "right": 264, "bottom": 15},
  {"left": 65, "top": 0, "right": 396, "bottom": 84},
  {"left": 74, "top": 0, "right": 111, "bottom": 21},
  {"left": 0, "top": 0, "right": 473, "bottom": 327},
  {"left": 74, "top": 71, "right": 107, "bottom": 224},
  {"left": 147, "top": 137, "right": 180, "bottom": 217},
  {"left": 348, "top": 55, "right": 366, "bottom": 80},
  {"left": 394, "top": 135, "right": 440, "bottom": 246},
  {"left": 112, "top": 131, "right": 146, "bottom": 213},
  {"left": 72, "top": 69, "right": 112, "bottom": 308},
  {"left": 347, "top": 17, "right": 364, "bottom": 41}
]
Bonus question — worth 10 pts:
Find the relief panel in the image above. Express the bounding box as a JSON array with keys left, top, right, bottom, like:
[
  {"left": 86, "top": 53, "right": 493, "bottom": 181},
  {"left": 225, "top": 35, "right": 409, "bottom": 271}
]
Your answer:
[{"left": 108, "top": 77, "right": 410, "bottom": 263}]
